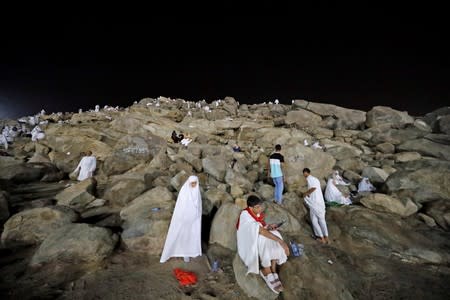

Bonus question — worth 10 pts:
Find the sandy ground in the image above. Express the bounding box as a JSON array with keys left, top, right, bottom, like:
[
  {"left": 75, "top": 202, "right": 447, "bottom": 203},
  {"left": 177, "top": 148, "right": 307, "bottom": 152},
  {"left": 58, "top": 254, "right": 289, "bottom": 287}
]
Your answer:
[{"left": 0, "top": 245, "right": 254, "bottom": 300}]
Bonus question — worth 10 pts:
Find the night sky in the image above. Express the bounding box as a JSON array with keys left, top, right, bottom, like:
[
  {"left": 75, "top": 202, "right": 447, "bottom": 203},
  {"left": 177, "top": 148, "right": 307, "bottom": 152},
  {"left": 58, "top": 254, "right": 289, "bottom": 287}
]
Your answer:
[{"left": 1, "top": 9, "right": 449, "bottom": 119}]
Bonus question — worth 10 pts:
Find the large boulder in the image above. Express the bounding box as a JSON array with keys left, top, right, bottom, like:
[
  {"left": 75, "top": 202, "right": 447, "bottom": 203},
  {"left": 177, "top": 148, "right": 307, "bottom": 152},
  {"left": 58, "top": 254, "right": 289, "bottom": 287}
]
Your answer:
[
  {"left": 360, "top": 193, "right": 418, "bottom": 217},
  {"left": 422, "top": 107, "right": 450, "bottom": 132},
  {"left": 232, "top": 254, "right": 278, "bottom": 300},
  {"left": 102, "top": 134, "right": 164, "bottom": 176},
  {"left": 397, "top": 137, "right": 450, "bottom": 161},
  {"left": 54, "top": 178, "right": 96, "bottom": 213},
  {"left": 30, "top": 223, "right": 117, "bottom": 266},
  {"left": 366, "top": 106, "right": 414, "bottom": 128},
  {"left": 209, "top": 203, "right": 242, "bottom": 251},
  {"left": 361, "top": 167, "right": 389, "bottom": 185},
  {"left": 281, "top": 252, "right": 354, "bottom": 300},
  {"left": 285, "top": 109, "right": 322, "bottom": 128},
  {"left": 0, "top": 162, "right": 60, "bottom": 183},
  {"left": 1, "top": 206, "right": 78, "bottom": 247},
  {"left": 385, "top": 160, "right": 450, "bottom": 203},
  {"left": 120, "top": 186, "right": 174, "bottom": 254},
  {"left": 293, "top": 100, "right": 366, "bottom": 129},
  {"left": 321, "top": 140, "right": 362, "bottom": 160},
  {"left": 423, "top": 200, "right": 450, "bottom": 231},
  {"left": 282, "top": 144, "right": 336, "bottom": 192},
  {"left": 263, "top": 202, "right": 303, "bottom": 235},
  {"left": 202, "top": 157, "right": 228, "bottom": 182},
  {"left": 103, "top": 178, "right": 147, "bottom": 207}
]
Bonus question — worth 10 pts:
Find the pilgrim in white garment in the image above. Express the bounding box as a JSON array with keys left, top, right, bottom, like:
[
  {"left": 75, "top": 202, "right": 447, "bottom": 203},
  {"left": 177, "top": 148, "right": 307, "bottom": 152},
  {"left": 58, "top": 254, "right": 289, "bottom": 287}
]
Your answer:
[
  {"left": 180, "top": 136, "right": 193, "bottom": 147},
  {"left": 0, "top": 133, "right": 8, "bottom": 150},
  {"left": 332, "top": 170, "right": 349, "bottom": 186},
  {"left": 303, "top": 168, "right": 329, "bottom": 244},
  {"left": 311, "top": 141, "right": 323, "bottom": 150},
  {"left": 73, "top": 151, "right": 97, "bottom": 181},
  {"left": 325, "top": 178, "right": 352, "bottom": 205},
  {"left": 358, "top": 177, "right": 376, "bottom": 193},
  {"left": 31, "top": 126, "right": 45, "bottom": 142},
  {"left": 236, "top": 195, "right": 289, "bottom": 294},
  {"left": 160, "top": 175, "right": 202, "bottom": 263}
]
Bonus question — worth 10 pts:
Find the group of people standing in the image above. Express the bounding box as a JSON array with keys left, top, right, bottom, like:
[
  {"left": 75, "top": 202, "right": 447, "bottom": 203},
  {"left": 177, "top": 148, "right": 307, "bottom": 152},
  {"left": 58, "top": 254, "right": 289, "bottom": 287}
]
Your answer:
[{"left": 159, "top": 142, "right": 374, "bottom": 294}]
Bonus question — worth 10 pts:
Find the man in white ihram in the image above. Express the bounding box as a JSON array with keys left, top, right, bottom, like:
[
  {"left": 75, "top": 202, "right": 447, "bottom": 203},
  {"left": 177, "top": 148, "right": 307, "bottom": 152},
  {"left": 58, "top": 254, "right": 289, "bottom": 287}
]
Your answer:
[
  {"left": 236, "top": 195, "right": 289, "bottom": 294},
  {"left": 73, "top": 151, "right": 97, "bottom": 181},
  {"left": 160, "top": 175, "right": 202, "bottom": 263},
  {"left": 303, "top": 168, "right": 330, "bottom": 244}
]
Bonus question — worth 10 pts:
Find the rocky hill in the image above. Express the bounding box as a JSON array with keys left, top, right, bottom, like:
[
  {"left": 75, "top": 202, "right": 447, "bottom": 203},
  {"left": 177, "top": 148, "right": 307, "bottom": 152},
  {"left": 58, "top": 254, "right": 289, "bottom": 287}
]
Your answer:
[{"left": 1, "top": 97, "right": 449, "bottom": 299}]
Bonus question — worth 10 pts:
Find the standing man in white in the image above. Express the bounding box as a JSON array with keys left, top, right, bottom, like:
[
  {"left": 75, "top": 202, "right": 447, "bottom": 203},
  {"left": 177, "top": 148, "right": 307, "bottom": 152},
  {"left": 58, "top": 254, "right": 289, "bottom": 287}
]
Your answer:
[
  {"left": 73, "top": 151, "right": 97, "bottom": 181},
  {"left": 160, "top": 175, "right": 202, "bottom": 263},
  {"left": 303, "top": 168, "right": 329, "bottom": 244}
]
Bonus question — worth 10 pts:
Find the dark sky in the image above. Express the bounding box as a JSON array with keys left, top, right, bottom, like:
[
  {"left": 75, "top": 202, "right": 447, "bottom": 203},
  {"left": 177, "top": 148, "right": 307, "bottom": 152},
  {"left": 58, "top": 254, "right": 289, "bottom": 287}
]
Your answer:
[{"left": 1, "top": 8, "right": 449, "bottom": 119}]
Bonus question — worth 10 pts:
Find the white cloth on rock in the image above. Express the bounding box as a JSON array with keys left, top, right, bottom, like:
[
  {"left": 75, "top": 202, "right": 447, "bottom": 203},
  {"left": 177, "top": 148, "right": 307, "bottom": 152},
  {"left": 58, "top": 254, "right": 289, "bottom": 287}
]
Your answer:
[
  {"left": 325, "top": 178, "right": 352, "bottom": 205},
  {"left": 160, "top": 175, "right": 202, "bottom": 263},
  {"left": 236, "top": 210, "right": 287, "bottom": 275},
  {"left": 358, "top": 177, "right": 376, "bottom": 192},
  {"left": 31, "top": 126, "right": 45, "bottom": 142},
  {"left": 180, "top": 138, "right": 192, "bottom": 147},
  {"left": 311, "top": 142, "right": 323, "bottom": 149},
  {"left": 74, "top": 155, "right": 97, "bottom": 181},
  {"left": 333, "top": 170, "right": 349, "bottom": 186}
]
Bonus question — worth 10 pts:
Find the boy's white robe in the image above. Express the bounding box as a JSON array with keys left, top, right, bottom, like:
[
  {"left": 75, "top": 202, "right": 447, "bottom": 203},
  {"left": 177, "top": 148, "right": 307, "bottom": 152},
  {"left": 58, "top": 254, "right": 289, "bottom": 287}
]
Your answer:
[
  {"left": 160, "top": 176, "right": 202, "bottom": 263},
  {"left": 236, "top": 210, "right": 287, "bottom": 275}
]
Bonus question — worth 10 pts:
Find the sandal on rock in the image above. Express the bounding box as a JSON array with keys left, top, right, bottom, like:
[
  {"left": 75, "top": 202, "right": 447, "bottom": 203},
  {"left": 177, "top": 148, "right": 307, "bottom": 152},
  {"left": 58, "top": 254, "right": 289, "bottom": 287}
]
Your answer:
[
  {"left": 271, "top": 273, "right": 284, "bottom": 292},
  {"left": 260, "top": 271, "right": 281, "bottom": 294}
]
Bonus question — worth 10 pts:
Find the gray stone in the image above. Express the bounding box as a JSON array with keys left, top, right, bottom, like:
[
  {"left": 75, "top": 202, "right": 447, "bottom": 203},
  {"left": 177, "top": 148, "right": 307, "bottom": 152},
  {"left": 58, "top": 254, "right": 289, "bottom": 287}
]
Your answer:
[
  {"left": 120, "top": 186, "right": 174, "bottom": 254},
  {"left": 1, "top": 207, "right": 78, "bottom": 247},
  {"left": 366, "top": 106, "right": 414, "bottom": 128},
  {"left": 30, "top": 223, "right": 117, "bottom": 266},
  {"left": 232, "top": 254, "right": 278, "bottom": 300},
  {"left": 54, "top": 178, "right": 96, "bottom": 212},
  {"left": 360, "top": 193, "right": 418, "bottom": 217},
  {"left": 209, "top": 203, "right": 242, "bottom": 251}
]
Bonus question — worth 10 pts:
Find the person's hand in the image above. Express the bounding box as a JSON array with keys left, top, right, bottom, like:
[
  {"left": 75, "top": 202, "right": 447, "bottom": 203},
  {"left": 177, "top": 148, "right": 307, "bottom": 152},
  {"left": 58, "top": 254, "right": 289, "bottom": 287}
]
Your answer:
[
  {"left": 280, "top": 240, "right": 290, "bottom": 256},
  {"left": 267, "top": 224, "right": 277, "bottom": 231}
]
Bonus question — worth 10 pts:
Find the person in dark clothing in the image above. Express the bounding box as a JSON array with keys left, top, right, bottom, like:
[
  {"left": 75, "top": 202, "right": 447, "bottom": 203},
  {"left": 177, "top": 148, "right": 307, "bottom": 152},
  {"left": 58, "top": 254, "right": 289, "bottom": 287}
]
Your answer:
[{"left": 172, "top": 131, "right": 181, "bottom": 143}]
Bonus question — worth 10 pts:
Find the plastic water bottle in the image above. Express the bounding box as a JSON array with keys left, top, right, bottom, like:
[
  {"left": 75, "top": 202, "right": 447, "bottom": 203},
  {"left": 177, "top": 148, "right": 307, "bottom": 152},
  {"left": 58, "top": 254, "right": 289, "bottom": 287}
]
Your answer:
[
  {"left": 290, "top": 241, "right": 300, "bottom": 257},
  {"left": 151, "top": 207, "right": 161, "bottom": 212},
  {"left": 212, "top": 259, "right": 219, "bottom": 272},
  {"left": 297, "top": 243, "right": 304, "bottom": 256}
]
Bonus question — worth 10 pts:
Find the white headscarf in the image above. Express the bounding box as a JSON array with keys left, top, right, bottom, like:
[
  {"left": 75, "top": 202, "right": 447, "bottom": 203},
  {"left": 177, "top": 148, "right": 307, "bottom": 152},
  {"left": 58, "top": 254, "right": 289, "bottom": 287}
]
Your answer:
[
  {"left": 176, "top": 175, "right": 202, "bottom": 219},
  {"left": 358, "top": 177, "right": 375, "bottom": 192}
]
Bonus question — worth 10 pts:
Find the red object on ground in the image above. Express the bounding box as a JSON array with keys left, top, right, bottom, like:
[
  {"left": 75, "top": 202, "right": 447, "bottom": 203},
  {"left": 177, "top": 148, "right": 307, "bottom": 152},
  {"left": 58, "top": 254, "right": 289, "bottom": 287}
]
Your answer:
[{"left": 173, "top": 268, "right": 198, "bottom": 286}]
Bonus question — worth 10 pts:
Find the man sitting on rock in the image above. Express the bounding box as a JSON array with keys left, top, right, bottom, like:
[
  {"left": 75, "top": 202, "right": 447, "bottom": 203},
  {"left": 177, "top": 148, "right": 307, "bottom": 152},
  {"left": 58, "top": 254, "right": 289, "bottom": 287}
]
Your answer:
[{"left": 236, "top": 195, "right": 290, "bottom": 294}]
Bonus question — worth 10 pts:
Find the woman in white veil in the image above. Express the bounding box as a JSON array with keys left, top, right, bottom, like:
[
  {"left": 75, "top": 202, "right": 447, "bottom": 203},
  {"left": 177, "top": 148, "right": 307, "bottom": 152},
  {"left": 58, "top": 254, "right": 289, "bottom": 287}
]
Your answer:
[
  {"left": 325, "top": 171, "right": 352, "bottom": 205},
  {"left": 160, "top": 175, "right": 202, "bottom": 263}
]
